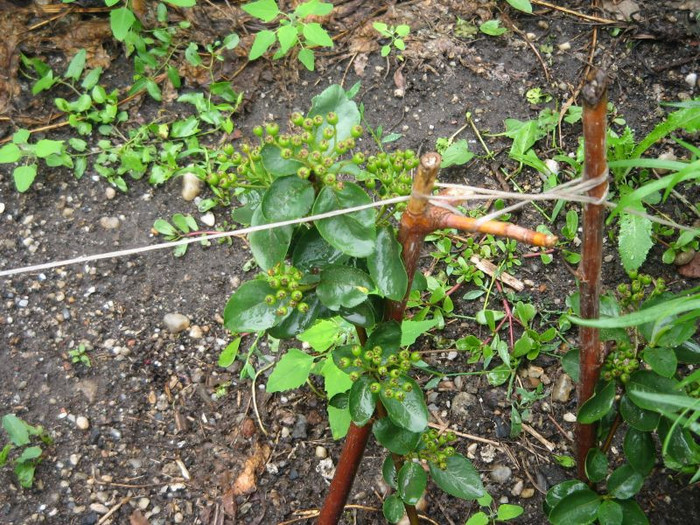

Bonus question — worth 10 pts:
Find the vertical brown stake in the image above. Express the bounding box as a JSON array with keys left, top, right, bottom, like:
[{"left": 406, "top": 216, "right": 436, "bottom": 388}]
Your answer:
[
  {"left": 576, "top": 70, "right": 609, "bottom": 482},
  {"left": 385, "top": 152, "right": 442, "bottom": 321}
]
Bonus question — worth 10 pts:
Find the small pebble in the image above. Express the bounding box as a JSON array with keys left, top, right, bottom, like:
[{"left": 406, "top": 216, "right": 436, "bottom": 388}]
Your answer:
[
  {"left": 552, "top": 374, "right": 574, "bottom": 403},
  {"left": 685, "top": 72, "right": 698, "bottom": 90},
  {"left": 181, "top": 172, "right": 202, "bottom": 201},
  {"left": 315, "top": 446, "right": 328, "bottom": 459},
  {"left": 138, "top": 498, "right": 150, "bottom": 510},
  {"left": 99, "top": 216, "right": 120, "bottom": 229},
  {"left": 563, "top": 412, "right": 577, "bottom": 423},
  {"left": 521, "top": 487, "right": 535, "bottom": 499},
  {"left": 674, "top": 249, "right": 696, "bottom": 266},
  {"left": 76, "top": 416, "right": 90, "bottom": 430},
  {"left": 89, "top": 503, "right": 109, "bottom": 514},
  {"left": 189, "top": 325, "right": 203, "bottom": 339},
  {"left": 163, "top": 313, "right": 190, "bottom": 334},
  {"left": 201, "top": 212, "right": 215, "bottom": 227},
  {"left": 558, "top": 42, "right": 571, "bottom": 52},
  {"left": 511, "top": 479, "right": 524, "bottom": 496},
  {"left": 0, "top": 203, "right": 5, "bottom": 214},
  {"left": 490, "top": 465, "right": 512, "bottom": 484},
  {"left": 105, "top": 187, "right": 116, "bottom": 200}
]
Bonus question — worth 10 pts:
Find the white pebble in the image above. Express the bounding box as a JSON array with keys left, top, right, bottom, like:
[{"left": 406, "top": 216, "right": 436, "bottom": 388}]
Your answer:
[
  {"left": 315, "top": 446, "right": 328, "bottom": 459},
  {"left": 99, "top": 216, "right": 120, "bottom": 229},
  {"left": 563, "top": 412, "right": 577, "bottom": 423},
  {"left": 75, "top": 416, "right": 90, "bottom": 430},
  {"left": 89, "top": 503, "right": 109, "bottom": 514},
  {"left": 558, "top": 42, "right": 571, "bottom": 52},
  {"left": 105, "top": 187, "right": 116, "bottom": 200},
  {"left": 200, "top": 212, "right": 215, "bottom": 227},
  {"left": 163, "top": 313, "right": 190, "bottom": 334},
  {"left": 181, "top": 172, "right": 202, "bottom": 201},
  {"left": 685, "top": 72, "right": 697, "bottom": 90}
]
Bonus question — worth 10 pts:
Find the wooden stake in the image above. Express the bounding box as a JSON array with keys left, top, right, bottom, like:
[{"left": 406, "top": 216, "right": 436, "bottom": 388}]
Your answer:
[{"left": 575, "top": 69, "right": 609, "bottom": 481}]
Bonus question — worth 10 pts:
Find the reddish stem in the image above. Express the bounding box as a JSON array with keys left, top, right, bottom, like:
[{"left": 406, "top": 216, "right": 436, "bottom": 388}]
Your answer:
[{"left": 575, "top": 70, "right": 609, "bottom": 482}]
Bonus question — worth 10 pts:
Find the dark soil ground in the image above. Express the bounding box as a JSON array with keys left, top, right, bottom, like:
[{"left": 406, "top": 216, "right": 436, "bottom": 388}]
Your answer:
[{"left": 1, "top": 1, "right": 699, "bottom": 524}]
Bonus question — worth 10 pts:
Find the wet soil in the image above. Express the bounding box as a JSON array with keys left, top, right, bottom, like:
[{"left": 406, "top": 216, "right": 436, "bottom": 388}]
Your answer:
[{"left": 1, "top": 1, "right": 699, "bottom": 524}]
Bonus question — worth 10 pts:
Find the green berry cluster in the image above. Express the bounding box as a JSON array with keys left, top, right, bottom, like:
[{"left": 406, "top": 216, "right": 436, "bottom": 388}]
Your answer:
[
  {"left": 264, "top": 263, "right": 309, "bottom": 315},
  {"left": 364, "top": 150, "right": 419, "bottom": 210},
  {"left": 412, "top": 429, "right": 457, "bottom": 469},
  {"left": 617, "top": 270, "right": 665, "bottom": 309},
  {"left": 338, "top": 345, "right": 421, "bottom": 401},
  {"left": 602, "top": 343, "right": 639, "bottom": 384}
]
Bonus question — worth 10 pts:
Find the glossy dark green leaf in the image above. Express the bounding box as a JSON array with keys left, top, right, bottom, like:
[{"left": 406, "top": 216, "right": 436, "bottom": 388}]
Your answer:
[
  {"left": 382, "top": 454, "right": 398, "bottom": 489},
  {"left": 380, "top": 376, "right": 428, "bottom": 433},
  {"left": 626, "top": 370, "right": 679, "bottom": 413},
  {"left": 223, "top": 280, "right": 281, "bottom": 332},
  {"left": 308, "top": 84, "right": 360, "bottom": 148},
  {"left": 578, "top": 381, "right": 616, "bottom": 424},
  {"left": 562, "top": 348, "right": 580, "bottom": 382},
  {"left": 585, "top": 447, "right": 608, "bottom": 483},
  {"left": 544, "top": 480, "right": 589, "bottom": 517},
  {"left": 597, "top": 499, "right": 623, "bottom": 525},
  {"left": 548, "top": 488, "right": 601, "bottom": 525},
  {"left": 338, "top": 300, "right": 377, "bottom": 328},
  {"left": 348, "top": 375, "right": 376, "bottom": 427},
  {"left": 329, "top": 392, "right": 348, "bottom": 409},
  {"left": 249, "top": 205, "right": 292, "bottom": 271},
  {"left": 658, "top": 418, "right": 700, "bottom": 470},
  {"left": 268, "top": 294, "right": 327, "bottom": 339},
  {"left": 367, "top": 227, "right": 408, "bottom": 301},
  {"left": 366, "top": 321, "right": 402, "bottom": 357},
  {"left": 616, "top": 499, "right": 649, "bottom": 524},
  {"left": 292, "top": 227, "right": 347, "bottom": 272},
  {"left": 624, "top": 428, "right": 655, "bottom": 476},
  {"left": 313, "top": 183, "right": 376, "bottom": 257},
  {"left": 428, "top": 454, "right": 485, "bottom": 501},
  {"left": 262, "top": 176, "right": 314, "bottom": 221},
  {"left": 641, "top": 347, "right": 677, "bottom": 378},
  {"left": 331, "top": 344, "right": 364, "bottom": 375},
  {"left": 382, "top": 493, "right": 405, "bottom": 523},
  {"left": 373, "top": 418, "right": 421, "bottom": 455},
  {"left": 317, "top": 266, "right": 374, "bottom": 310},
  {"left": 398, "top": 461, "right": 427, "bottom": 505},
  {"left": 619, "top": 394, "right": 660, "bottom": 431},
  {"left": 674, "top": 340, "right": 700, "bottom": 364},
  {"left": 608, "top": 464, "right": 644, "bottom": 499},
  {"left": 260, "top": 143, "right": 304, "bottom": 177}
]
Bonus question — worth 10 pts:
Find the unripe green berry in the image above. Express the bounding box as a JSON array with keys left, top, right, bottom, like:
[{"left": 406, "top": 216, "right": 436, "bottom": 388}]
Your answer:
[
  {"left": 377, "top": 366, "right": 388, "bottom": 376},
  {"left": 351, "top": 345, "right": 362, "bottom": 357},
  {"left": 281, "top": 148, "right": 292, "bottom": 159},
  {"left": 370, "top": 382, "right": 381, "bottom": 393},
  {"left": 351, "top": 125, "right": 363, "bottom": 138},
  {"left": 349, "top": 372, "right": 360, "bottom": 382},
  {"left": 276, "top": 306, "right": 288, "bottom": 316},
  {"left": 290, "top": 112, "right": 304, "bottom": 126},
  {"left": 326, "top": 112, "right": 338, "bottom": 125},
  {"left": 384, "top": 389, "right": 394, "bottom": 398},
  {"left": 291, "top": 290, "right": 303, "bottom": 302},
  {"left": 224, "top": 144, "right": 235, "bottom": 155},
  {"left": 276, "top": 290, "right": 287, "bottom": 300},
  {"left": 395, "top": 391, "right": 405, "bottom": 401},
  {"left": 266, "top": 122, "right": 279, "bottom": 136},
  {"left": 339, "top": 357, "right": 350, "bottom": 368},
  {"left": 297, "top": 167, "right": 310, "bottom": 179},
  {"left": 264, "top": 294, "right": 276, "bottom": 305},
  {"left": 410, "top": 352, "right": 420, "bottom": 362},
  {"left": 253, "top": 125, "right": 263, "bottom": 137},
  {"left": 297, "top": 302, "right": 309, "bottom": 313},
  {"left": 323, "top": 127, "right": 335, "bottom": 140},
  {"left": 402, "top": 383, "right": 413, "bottom": 392},
  {"left": 303, "top": 118, "right": 314, "bottom": 130},
  {"left": 389, "top": 369, "right": 400, "bottom": 378},
  {"left": 269, "top": 277, "right": 281, "bottom": 289}
]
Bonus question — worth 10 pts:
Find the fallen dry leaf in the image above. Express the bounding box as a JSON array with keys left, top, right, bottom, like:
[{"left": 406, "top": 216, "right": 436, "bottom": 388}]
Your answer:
[
  {"left": 129, "top": 510, "right": 150, "bottom": 525},
  {"left": 393, "top": 67, "right": 407, "bottom": 98},
  {"left": 231, "top": 442, "right": 271, "bottom": 496},
  {"left": 678, "top": 252, "right": 700, "bottom": 278}
]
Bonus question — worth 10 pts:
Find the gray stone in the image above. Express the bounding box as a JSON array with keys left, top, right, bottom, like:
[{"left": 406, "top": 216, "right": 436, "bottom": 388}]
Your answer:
[
  {"left": 99, "top": 216, "right": 120, "bottom": 229},
  {"left": 490, "top": 465, "right": 512, "bottom": 484},
  {"left": 451, "top": 392, "right": 478, "bottom": 419}
]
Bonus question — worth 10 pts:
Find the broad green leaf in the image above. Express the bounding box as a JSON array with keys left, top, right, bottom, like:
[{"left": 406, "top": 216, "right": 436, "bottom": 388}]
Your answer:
[
  {"left": 396, "top": 24, "right": 410, "bottom": 37},
  {"left": 428, "top": 454, "right": 485, "bottom": 500},
  {"left": 153, "top": 219, "right": 177, "bottom": 236},
  {"left": 382, "top": 454, "right": 398, "bottom": 489},
  {"left": 504, "top": 118, "right": 544, "bottom": 157},
  {"left": 242, "top": 0, "right": 280, "bottom": 22},
  {"left": 320, "top": 355, "right": 353, "bottom": 399},
  {"left": 585, "top": 448, "right": 608, "bottom": 483},
  {"left": 298, "top": 318, "right": 348, "bottom": 353},
  {"left": 262, "top": 176, "right": 314, "bottom": 221},
  {"left": 348, "top": 375, "right": 376, "bottom": 426},
  {"left": 223, "top": 280, "right": 281, "bottom": 332},
  {"left": 171, "top": 213, "right": 191, "bottom": 233},
  {"left": 17, "top": 445, "right": 42, "bottom": 463},
  {"left": 549, "top": 488, "right": 601, "bottom": 525},
  {"left": 373, "top": 418, "right": 421, "bottom": 455},
  {"left": 618, "top": 210, "right": 653, "bottom": 272},
  {"left": 249, "top": 205, "right": 292, "bottom": 271},
  {"left": 465, "top": 512, "right": 490, "bottom": 525},
  {"left": 13, "top": 165, "right": 37, "bottom": 192},
  {"left": 316, "top": 266, "right": 373, "bottom": 310},
  {"left": 249, "top": 29, "right": 277, "bottom": 60},
  {"left": 597, "top": 500, "right": 623, "bottom": 525},
  {"left": 81, "top": 67, "right": 102, "bottom": 89},
  {"left": 398, "top": 461, "right": 427, "bottom": 505},
  {"left": 276, "top": 23, "right": 298, "bottom": 57},
  {"left": 619, "top": 394, "right": 660, "bottom": 432},
  {"left": 0, "top": 143, "right": 21, "bottom": 163},
  {"left": 642, "top": 347, "right": 677, "bottom": 378},
  {"left": 313, "top": 183, "right": 376, "bottom": 257},
  {"left": 260, "top": 144, "right": 305, "bottom": 177},
  {"left": 35, "top": 139, "right": 64, "bottom": 158},
  {"left": 562, "top": 348, "right": 580, "bottom": 382},
  {"left": 544, "top": 480, "right": 589, "bottom": 516},
  {"left": 617, "top": 499, "right": 649, "bottom": 525},
  {"left": 626, "top": 370, "right": 679, "bottom": 413},
  {"left": 486, "top": 363, "right": 511, "bottom": 387},
  {"left": 297, "top": 48, "right": 315, "bottom": 70},
  {"left": 366, "top": 321, "right": 402, "bottom": 357},
  {"left": 15, "top": 462, "right": 37, "bottom": 488},
  {"left": 382, "top": 493, "right": 405, "bottom": 523},
  {"left": 607, "top": 464, "right": 644, "bottom": 499},
  {"left": 302, "top": 23, "right": 333, "bottom": 48},
  {"left": 658, "top": 418, "right": 700, "bottom": 470},
  {"left": 624, "top": 428, "right": 655, "bottom": 475},
  {"left": 223, "top": 33, "right": 240, "bottom": 50},
  {"left": 507, "top": 0, "right": 533, "bottom": 13},
  {"left": 380, "top": 376, "right": 428, "bottom": 433},
  {"left": 339, "top": 299, "right": 378, "bottom": 328},
  {"left": 295, "top": 0, "right": 334, "bottom": 18},
  {"left": 308, "top": 84, "right": 361, "bottom": 146},
  {"left": 578, "top": 381, "right": 616, "bottom": 424},
  {"left": 479, "top": 20, "right": 507, "bottom": 36},
  {"left": 218, "top": 337, "right": 241, "bottom": 368},
  {"left": 497, "top": 504, "right": 524, "bottom": 521},
  {"left": 367, "top": 227, "right": 408, "bottom": 301},
  {"left": 110, "top": 7, "right": 136, "bottom": 41},
  {"left": 2, "top": 415, "right": 30, "bottom": 446},
  {"left": 293, "top": 227, "right": 346, "bottom": 273},
  {"left": 64, "top": 49, "right": 86, "bottom": 81},
  {"left": 267, "top": 348, "right": 315, "bottom": 393},
  {"left": 170, "top": 116, "right": 200, "bottom": 138},
  {"left": 164, "top": 0, "right": 196, "bottom": 6},
  {"left": 327, "top": 404, "right": 351, "bottom": 439},
  {"left": 400, "top": 319, "right": 438, "bottom": 347}
]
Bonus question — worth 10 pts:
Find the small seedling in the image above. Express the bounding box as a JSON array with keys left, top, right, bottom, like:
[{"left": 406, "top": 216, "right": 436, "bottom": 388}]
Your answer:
[
  {"left": 243, "top": 0, "right": 334, "bottom": 71},
  {"left": 479, "top": 19, "right": 507, "bottom": 37},
  {"left": 68, "top": 344, "right": 91, "bottom": 368},
  {"left": 1, "top": 414, "right": 52, "bottom": 488},
  {"left": 373, "top": 22, "right": 411, "bottom": 60},
  {"left": 466, "top": 493, "right": 524, "bottom": 524}
]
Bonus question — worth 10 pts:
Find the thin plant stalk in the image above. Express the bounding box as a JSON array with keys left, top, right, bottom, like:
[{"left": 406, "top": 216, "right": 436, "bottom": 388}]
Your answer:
[{"left": 575, "top": 69, "right": 609, "bottom": 481}]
